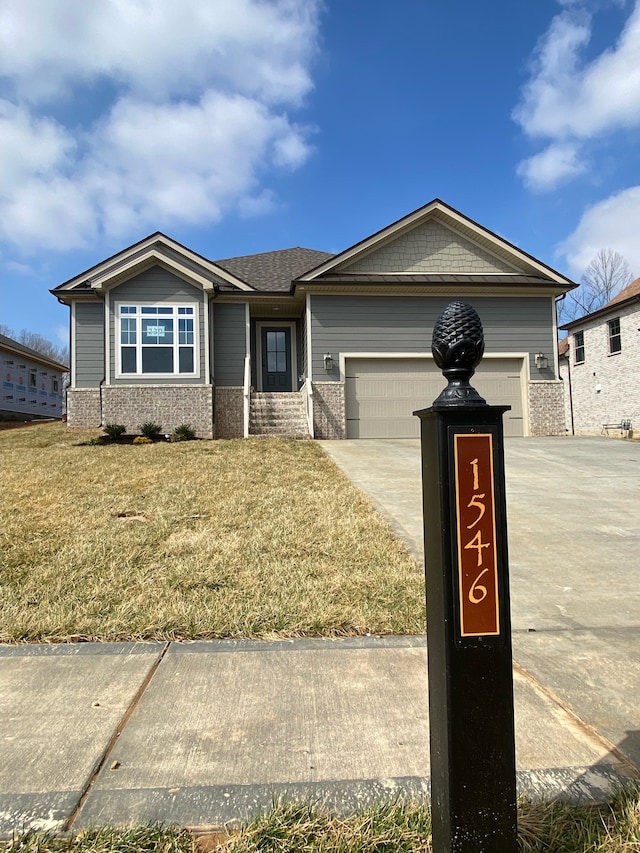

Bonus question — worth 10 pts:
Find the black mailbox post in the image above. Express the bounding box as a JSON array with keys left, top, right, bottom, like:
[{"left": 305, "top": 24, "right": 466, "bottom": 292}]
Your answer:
[{"left": 414, "top": 301, "right": 518, "bottom": 853}]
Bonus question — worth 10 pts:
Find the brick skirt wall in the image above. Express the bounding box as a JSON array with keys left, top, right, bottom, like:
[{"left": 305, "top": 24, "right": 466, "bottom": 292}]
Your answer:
[
  {"left": 66, "top": 389, "right": 101, "bottom": 428},
  {"left": 312, "top": 382, "right": 346, "bottom": 439},
  {"left": 214, "top": 386, "right": 244, "bottom": 438},
  {"left": 67, "top": 385, "right": 214, "bottom": 438},
  {"left": 528, "top": 381, "right": 566, "bottom": 436}
]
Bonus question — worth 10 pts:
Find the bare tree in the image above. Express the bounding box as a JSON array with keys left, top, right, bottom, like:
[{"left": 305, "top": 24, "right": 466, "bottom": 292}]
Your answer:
[
  {"left": 0, "top": 324, "right": 69, "bottom": 365},
  {"left": 559, "top": 248, "right": 634, "bottom": 325}
]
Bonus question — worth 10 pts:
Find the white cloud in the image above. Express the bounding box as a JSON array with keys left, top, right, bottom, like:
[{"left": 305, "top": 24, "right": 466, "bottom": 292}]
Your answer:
[
  {"left": 0, "top": 100, "right": 75, "bottom": 188},
  {"left": 517, "top": 141, "right": 587, "bottom": 191},
  {"left": 514, "top": 1, "right": 640, "bottom": 189},
  {"left": 0, "top": 0, "right": 318, "bottom": 105},
  {"left": 557, "top": 186, "right": 640, "bottom": 277},
  {"left": 0, "top": 0, "right": 320, "bottom": 252}
]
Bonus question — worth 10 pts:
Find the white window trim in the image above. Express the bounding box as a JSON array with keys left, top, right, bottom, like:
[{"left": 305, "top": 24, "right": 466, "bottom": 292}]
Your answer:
[{"left": 115, "top": 301, "right": 200, "bottom": 379}]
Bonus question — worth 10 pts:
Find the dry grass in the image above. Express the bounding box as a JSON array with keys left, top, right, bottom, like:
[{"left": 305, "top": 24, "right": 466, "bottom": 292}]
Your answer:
[
  {"left": 0, "top": 423, "right": 424, "bottom": 642},
  {"left": 2, "top": 791, "right": 640, "bottom": 852}
]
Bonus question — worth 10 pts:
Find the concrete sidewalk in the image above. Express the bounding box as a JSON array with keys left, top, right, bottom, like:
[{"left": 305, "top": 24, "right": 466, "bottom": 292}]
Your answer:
[{"left": 0, "top": 636, "right": 635, "bottom": 837}]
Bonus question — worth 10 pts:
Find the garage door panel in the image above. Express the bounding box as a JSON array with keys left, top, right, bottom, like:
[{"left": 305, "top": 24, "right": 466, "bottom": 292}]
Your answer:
[{"left": 346, "top": 358, "right": 524, "bottom": 438}]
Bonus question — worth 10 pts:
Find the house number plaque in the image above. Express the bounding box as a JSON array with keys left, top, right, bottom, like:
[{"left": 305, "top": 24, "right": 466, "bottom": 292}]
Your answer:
[{"left": 454, "top": 432, "right": 500, "bottom": 638}]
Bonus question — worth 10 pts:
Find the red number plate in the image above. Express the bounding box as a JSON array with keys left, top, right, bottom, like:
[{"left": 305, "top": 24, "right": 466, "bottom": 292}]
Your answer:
[{"left": 454, "top": 433, "right": 500, "bottom": 637}]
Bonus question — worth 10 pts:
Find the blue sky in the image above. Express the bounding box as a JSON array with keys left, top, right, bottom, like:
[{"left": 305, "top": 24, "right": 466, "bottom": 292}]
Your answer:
[{"left": 2, "top": 0, "right": 640, "bottom": 348}]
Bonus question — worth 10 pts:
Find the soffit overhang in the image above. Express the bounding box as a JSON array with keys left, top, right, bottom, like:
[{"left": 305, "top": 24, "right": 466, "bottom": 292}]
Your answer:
[
  {"left": 297, "top": 280, "right": 570, "bottom": 298},
  {"left": 214, "top": 292, "right": 305, "bottom": 317}
]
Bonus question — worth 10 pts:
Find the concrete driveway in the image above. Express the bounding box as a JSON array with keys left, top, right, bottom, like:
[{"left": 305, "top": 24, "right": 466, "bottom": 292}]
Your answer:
[{"left": 321, "top": 436, "right": 640, "bottom": 773}]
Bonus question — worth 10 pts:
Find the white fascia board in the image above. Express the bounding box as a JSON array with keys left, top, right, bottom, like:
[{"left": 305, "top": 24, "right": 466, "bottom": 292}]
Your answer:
[
  {"left": 297, "top": 201, "right": 442, "bottom": 280},
  {"left": 57, "top": 235, "right": 254, "bottom": 293},
  {"left": 91, "top": 250, "right": 213, "bottom": 293},
  {"left": 298, "top": 200, "right": 572, "bottom": 285}
]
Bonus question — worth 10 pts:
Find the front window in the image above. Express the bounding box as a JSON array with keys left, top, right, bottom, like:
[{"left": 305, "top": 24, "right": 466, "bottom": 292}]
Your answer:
[
  {"left": 28, "top": 369, "right": 37, "bottom": 388},
  {"left": 117, "top": 304, "right": 197, "bottom": 376},
  {"left": 608, "top": 318, "right": 621, "bottom": 354},
  {"left": 574, "top": 331, "right": 585, "bottom": 364}
]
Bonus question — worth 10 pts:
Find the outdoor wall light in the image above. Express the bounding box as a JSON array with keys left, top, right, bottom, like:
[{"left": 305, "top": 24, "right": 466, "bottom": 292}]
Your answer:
[
  {"left": 535, "top": 352, "right": 548, "bottom": 370},
  {"left": 323, "top": 353, "right": 334, "bottom": 371}
]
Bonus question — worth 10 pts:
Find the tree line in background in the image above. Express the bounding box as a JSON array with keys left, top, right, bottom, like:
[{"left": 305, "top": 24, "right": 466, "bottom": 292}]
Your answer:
[
  {"left": 559, "top": 248, "right": 635, "bottom": 326},
  {"left": 0, "top": 324, "right": 69, "bottom": 366}
]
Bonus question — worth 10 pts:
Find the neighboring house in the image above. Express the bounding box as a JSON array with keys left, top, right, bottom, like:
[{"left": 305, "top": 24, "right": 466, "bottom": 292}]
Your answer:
[
  {"left": 0, "top": 333, "right": 68, "bottom": 420},
  {"left": 559, "top": 277, "right": 640, "bottom": 436},
  {"left": 51, "top": 199, "right": 574, "bottom": 440}
]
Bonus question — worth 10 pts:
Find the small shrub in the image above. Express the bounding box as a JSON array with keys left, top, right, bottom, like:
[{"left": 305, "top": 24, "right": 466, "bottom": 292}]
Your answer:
[
  {"left": 132, "top": 435, "right": 153, "bottom": 444},
  {"left": 85, "top": 435, "right": 106, "bottom": 446},
  {"left": 138, "top": 421, "right": 162, "bottom": 440},
  {"left": 170, "top": 423, "right": 196, "bottom": 442},
  {"left": 103, "top": 423, "right": 126, "bottom": 440}
]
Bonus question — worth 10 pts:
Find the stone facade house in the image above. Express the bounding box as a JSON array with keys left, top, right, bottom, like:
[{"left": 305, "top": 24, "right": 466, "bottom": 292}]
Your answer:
[
  {"left": 52, "top": 199, "right": 574, "bottom": 439},
  {"left": 559, "top": 278, "right": 640, "bottom": 436},
  {"left": 0, "top": 333, "right": 67, "bottom": 420}
]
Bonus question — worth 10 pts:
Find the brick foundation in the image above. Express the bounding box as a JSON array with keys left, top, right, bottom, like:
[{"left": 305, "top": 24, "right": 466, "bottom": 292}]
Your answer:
[
  {"left": 66, "top": 388, "right": 102, "bottom": 428},
  {"left": 101, "top": 385, "right": 214, "bottom": 438},
  {"left": 312, "top": 381, "right": 346, "bottom": 439},
  {"left": 528, "top": 381, "right": 566, "bottom": 436},
  {"left": 214, "top": 386, "right": 244, "bottom": 438}
]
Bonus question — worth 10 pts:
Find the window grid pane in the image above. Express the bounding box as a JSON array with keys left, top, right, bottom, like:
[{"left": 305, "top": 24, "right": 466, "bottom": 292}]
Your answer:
[
  {"left": 142, "top": 318, "right": 173, "bottom": 344},
  {"left": 121, "top": 318, "right": 136, "bottom": 344},
  {"left": 119, "top": 304, "right": 196, "bottom": 375},
  {"left": 608, "top": 318, "right": 621, "bottom": 354},
  {"left": 179, "top": 347, "right": 194, "bottom": 373},
  {"left": 178, "top": 318, "right": 194, "bottom": 344},
  {"left": 142, "top": 347, "right": 173, "bottom": 373}
]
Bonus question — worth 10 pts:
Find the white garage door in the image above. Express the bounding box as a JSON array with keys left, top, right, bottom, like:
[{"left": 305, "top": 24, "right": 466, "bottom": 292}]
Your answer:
[{"left": 345, "top": 357, "right": 525, "bottom": 438}]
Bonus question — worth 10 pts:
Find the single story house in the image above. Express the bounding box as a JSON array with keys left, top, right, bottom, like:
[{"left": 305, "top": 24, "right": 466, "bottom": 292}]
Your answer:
[
  {"left": 52, "top": 199, "right": 574, "bottom": 439},
  {"left": 0, "top": 333, "right": 67, "bottom": 420},
  {"left": 559, "top": 277, "right": 640, "bottom": 436}
]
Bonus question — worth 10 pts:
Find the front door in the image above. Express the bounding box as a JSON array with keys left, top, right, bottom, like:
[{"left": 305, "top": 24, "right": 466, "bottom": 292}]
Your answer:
[{"left": 261, "top": 327, "right": 293, "bottom": 391}]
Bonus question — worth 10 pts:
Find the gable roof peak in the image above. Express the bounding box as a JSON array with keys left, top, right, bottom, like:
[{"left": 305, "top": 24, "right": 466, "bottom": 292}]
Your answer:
[{"left": 297, "top": 198, "right": 574, "bottom": 286}]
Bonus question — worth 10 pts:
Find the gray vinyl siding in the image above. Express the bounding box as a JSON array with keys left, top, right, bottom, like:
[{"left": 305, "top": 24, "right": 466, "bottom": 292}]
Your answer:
[
  {"left": 310, "top": 295, "right": 557, "bottom": 380},
  {"left": 108, "top": 266, "right": 206, "bottom": 385},
  {"left": 213, "top": 303, "right": 246, "bottom": 386},
  {"left": 75, "top": 301, "right": 105, "bottom": 387}
]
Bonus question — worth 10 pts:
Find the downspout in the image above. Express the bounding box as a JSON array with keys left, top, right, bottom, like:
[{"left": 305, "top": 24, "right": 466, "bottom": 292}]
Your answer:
[
  {"left": 565, "top": 352, "right": 575, "bottom": 435},
  {"left": 556, "top": 293, "right": 575, "bottom": 436}
]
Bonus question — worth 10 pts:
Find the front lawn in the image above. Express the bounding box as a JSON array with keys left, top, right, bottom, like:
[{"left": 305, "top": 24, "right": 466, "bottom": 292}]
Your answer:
[{"left": 0, "top": 424, "right": 424, "bottom": 642}]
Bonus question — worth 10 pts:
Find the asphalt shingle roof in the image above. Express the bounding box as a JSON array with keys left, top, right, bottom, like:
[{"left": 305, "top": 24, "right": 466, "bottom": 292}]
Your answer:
[
  {"left": 0, "top": 333, "right": 68, "bottom": 370},
  {"left": 606, "top": 276, "right": 640, "bottom": 307},
  {"left": 214, "top": 247, "right": 334, "bottom": 292}
]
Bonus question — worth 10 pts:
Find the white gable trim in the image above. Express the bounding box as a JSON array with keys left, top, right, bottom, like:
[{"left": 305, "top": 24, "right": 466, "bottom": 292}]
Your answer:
[
  {"left": 57, "top": 234, "right": 254, "bottom": 293},
  {"left": 91, "top": 250, "right": 215, "bottom": 293},
  {"left": 298, "top": 200, "right": 572, "bottom": 285}
]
